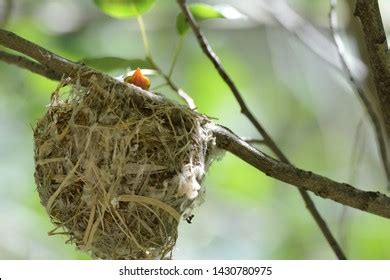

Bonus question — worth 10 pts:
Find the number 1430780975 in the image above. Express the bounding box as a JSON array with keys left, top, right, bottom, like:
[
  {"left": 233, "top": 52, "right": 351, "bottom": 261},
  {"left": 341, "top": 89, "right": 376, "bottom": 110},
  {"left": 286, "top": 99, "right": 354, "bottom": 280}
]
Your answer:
[{"left": 212, "top": 266, "right": 272, "bottom": 276}]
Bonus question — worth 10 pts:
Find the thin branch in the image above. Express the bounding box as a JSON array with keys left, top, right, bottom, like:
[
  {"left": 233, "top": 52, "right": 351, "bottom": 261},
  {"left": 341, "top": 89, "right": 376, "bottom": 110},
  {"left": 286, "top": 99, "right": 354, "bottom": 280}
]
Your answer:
[
  {"left": 212, "top": 124, "right": 390, "bottom": 219},
  {"left": 258, "top": 0, "right": 367, "bottom": 82},
  {"left": 177, "top": 0, "right": 283, "bottom": 162},
  {"left": 354, "top": 0, "right": 390, "bottom": 137},
  {"left": 329, "top": 0, "right": 390, "bottom": 188},
  {"left": 0, "top": 51, "right": 62, "bottom": 80},
  {"left": 146, "top": 57, "right": 196, "bottom": 110},
  {"left": 136, "top": 16, "right": 151, "bottom": 58},
  {"left": 136, "top": 15, "right": 196, "bottom": 110},
  {"left": 168, "top": 36, "right": 184, "bottom": 79},
  {"left": 177, "top": 0, "right": 346, "bottom": 260},
  {"left": 338, "top": 118, "right": 366, "bottom": 249},
  {"left": 1, "top": 28, "right": 390, "bottom": 229}
]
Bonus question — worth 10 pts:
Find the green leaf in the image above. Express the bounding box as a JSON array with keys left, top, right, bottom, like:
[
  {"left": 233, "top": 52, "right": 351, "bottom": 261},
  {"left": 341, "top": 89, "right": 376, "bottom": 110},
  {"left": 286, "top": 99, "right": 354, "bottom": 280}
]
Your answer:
[
  {"left": 94, "top": 0, "right": 156, "bottom": 18},
  {"left": 176, "top": 3, "right": 246, "bottom": 35},
  {"left": 80, "top": 57, "right": 153, "bottom": 72}
]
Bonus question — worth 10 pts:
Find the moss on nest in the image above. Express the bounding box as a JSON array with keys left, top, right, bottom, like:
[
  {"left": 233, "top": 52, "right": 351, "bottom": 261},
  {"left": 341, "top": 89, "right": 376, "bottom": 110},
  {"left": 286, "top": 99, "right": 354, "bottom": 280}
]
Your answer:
[{"left": 33, "top": 80, "right": 214, "bottom": 259}]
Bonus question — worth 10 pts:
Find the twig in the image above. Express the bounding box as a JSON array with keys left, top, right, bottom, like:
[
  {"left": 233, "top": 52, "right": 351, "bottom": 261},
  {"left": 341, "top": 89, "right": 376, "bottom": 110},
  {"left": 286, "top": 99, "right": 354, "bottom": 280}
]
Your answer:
[
  {"left": 147, "top": 57, "right": 196, "bottom": 110},
  {"left": 0, "top": 50, "right": 62, "bottom": 80},
  {"left": 177, "top": 0, "right": 346, "bottom": 259},
  {"left": 354, "top": 0, "right": 390, "bottom": 137},
  {"left": 136, "top": 16, "right": 196, "bottom": 110},
  {"left": 258, "top": 0, "right": 367, "bottom": 82},
  {"left": 338, "top": 118, "right": 365, "bottom": 249},
  {"left": 177, "top": 0, "right": 284, "bottom": 161},
  {"left": 0, "top": 29, "right": 390, "bottom": 226},
  {"left": 168, "top": 36, "right": 184, "bottom": 78},
  {"left": 329, "top": 0, "right": 390, "bottom": 188},
  {"left": 136, "top": 16, "right": 151, "bottom": 58}
]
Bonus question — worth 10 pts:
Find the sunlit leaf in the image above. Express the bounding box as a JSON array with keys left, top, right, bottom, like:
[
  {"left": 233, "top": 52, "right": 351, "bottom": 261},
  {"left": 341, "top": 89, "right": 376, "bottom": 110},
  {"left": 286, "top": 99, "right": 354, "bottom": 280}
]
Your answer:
[
  {"left": 80, "top": 57, "right": 153, "bottom": 72},
  {"left": 176, "top": 3, "right": 246, "bottom": 35},
  {"left": 93, "top": 0, "right": 156, "bottom": 18},
  {"left": 213, "top": 4, "right": 247, "bottom": 20}
]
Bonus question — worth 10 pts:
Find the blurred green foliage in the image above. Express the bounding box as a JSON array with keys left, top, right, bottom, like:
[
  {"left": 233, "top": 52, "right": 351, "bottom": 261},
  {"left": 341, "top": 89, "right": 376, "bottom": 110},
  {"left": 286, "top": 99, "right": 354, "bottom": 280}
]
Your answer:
[
  {"left": 176, "top": 3, "right": 223, "bottom": 35},
  {"left": 94, "top": 0, "right": 156, "bottom": 18},
  {"left": 0, "top": 0, "right": 389, "bottom": 260}
]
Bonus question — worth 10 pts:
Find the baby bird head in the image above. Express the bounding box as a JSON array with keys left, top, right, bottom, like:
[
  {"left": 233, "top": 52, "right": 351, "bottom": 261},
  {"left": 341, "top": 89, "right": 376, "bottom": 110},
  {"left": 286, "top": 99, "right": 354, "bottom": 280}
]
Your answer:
[{"left": 124, "top": 68, "right": 151, "bottom": 90}]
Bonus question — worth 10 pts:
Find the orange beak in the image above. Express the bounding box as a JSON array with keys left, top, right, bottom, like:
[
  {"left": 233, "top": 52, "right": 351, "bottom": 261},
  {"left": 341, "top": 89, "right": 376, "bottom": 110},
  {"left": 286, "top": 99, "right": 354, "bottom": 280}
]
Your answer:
[{"left": 124, "top": 68, "right": 151, "bottom": 90}]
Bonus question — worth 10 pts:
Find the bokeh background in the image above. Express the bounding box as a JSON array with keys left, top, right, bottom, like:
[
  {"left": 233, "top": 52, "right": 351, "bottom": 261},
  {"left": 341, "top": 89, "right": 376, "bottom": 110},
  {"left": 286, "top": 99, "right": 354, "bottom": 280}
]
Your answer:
[{"left": 1, "top": 0, "right": 390, "bottom": 259}]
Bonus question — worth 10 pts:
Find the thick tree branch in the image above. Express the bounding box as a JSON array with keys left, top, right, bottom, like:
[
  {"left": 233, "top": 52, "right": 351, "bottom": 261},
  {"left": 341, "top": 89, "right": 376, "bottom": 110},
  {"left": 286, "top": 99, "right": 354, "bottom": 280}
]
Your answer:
[
  {"left": 0, "top": 51, "right": 62, "bottom": 80},
  {"left": 177, "top": 0, "right": 346, "bottom": 259},
  {"left": 0, "top": 29, "right": 165, "bottom": 110},
  {"left": 0, "top": 29, "right": 78, "bottom": 75},
  {"left": 354, "top": 0, "right": 390, "bottom": 137},
  {"left": 329, "top": 0, "right": 390, "bottom": 187}
]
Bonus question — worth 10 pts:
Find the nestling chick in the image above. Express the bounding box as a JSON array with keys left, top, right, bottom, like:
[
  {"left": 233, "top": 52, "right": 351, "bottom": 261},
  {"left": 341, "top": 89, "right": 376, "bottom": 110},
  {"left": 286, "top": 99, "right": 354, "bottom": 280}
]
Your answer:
[{"left": 124, "top": 67, "right": 151, "bottom": 90}]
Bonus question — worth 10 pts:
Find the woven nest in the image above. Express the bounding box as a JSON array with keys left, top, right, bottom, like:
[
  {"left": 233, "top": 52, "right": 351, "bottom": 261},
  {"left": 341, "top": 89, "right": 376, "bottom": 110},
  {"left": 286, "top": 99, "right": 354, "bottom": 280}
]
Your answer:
[{"left": 33, "top": 79, "right": 214, "bottom": 259}]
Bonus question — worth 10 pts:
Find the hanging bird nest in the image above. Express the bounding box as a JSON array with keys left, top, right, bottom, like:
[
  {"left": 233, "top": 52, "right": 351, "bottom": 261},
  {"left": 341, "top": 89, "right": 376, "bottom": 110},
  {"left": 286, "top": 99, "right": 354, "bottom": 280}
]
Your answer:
[{"left": 33, "top": 77, "right": 215, "bottom": 259}]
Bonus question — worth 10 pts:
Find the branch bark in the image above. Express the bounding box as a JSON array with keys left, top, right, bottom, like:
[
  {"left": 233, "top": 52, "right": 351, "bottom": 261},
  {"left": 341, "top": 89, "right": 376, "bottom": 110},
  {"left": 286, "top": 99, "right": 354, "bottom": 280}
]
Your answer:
[
  {"left": 354, "top": 0, "right": 390, "bottom": 138},
  {"left": 0, "top": 29, "right": 166, "bottom": 111},
  {"left": 0, "top": 51, "right": 62, "bottom": 80},
  {"left": 212, "top": 124, "right": 390, "bottom": 219},
  {"left": 177, "top": 0, "right": 346, "bottom": 259}
]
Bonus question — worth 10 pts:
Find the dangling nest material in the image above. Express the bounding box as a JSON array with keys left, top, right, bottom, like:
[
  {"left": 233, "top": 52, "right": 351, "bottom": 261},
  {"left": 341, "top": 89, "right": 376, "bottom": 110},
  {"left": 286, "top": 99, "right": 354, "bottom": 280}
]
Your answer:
[{"left": 33, "top": 78, "right": 215, "bottom": 259}]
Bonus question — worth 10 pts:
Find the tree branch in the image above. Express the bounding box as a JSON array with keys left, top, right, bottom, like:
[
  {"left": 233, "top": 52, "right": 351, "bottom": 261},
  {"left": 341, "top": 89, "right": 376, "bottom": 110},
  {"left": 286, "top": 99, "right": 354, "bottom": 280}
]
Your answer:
[
  {"left": 354, "top": 0, "right": 390, "bottom": 137},
  {"left": 177, "top": 0, "right": 346, "bottom": 259},
  {"left": 329, "top": 0, "right": 390, "bottom": 188},
  {"left": 0, "top": 51, "right": 62, "bottom": 80},
  {"left": 212, "top": 124, "right": 390, "bottom": 219},
  {"left": 0, "top": 29, "right": 166, "bottom": 110}
]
